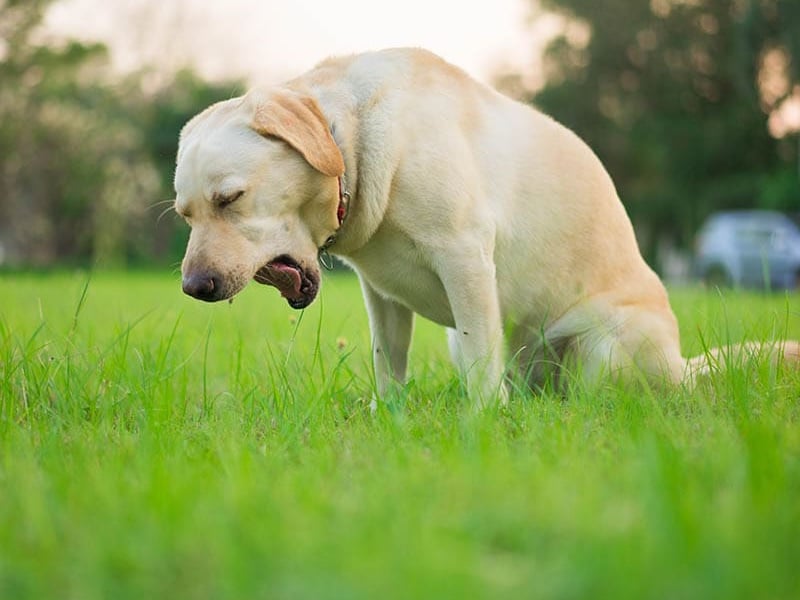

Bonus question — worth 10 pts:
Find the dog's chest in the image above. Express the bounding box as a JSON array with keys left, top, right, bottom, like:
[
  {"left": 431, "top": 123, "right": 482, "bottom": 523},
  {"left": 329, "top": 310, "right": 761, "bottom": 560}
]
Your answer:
[{"left": 345, "top": 233, "right": 455, "bottom": 328}]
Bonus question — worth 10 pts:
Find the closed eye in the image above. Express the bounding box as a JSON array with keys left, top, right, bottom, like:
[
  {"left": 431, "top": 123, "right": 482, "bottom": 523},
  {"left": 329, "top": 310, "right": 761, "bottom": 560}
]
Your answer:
[{"left": 215, "top": 190, "right": 245, "bottom": 208}]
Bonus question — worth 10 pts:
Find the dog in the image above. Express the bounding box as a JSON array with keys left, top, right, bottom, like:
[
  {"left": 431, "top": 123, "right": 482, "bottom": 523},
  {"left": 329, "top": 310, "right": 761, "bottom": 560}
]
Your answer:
[{"left": 174, "top": 48, "right": 798, "bottom": 405}]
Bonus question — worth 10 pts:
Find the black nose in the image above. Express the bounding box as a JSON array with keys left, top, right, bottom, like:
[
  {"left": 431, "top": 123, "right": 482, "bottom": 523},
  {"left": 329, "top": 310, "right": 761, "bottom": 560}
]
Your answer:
[{"left": 182, "top": 272, "right": 221, "bottom": 302}]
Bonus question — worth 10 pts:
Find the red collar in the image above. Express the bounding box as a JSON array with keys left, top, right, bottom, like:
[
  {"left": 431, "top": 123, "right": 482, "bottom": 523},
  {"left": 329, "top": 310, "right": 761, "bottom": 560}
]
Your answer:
[
  {"left": 337, "top": 175, "right": 350, "bottom": 225},
  {"left": 318, "top": 174, "right": 351, "bottom": 266}
]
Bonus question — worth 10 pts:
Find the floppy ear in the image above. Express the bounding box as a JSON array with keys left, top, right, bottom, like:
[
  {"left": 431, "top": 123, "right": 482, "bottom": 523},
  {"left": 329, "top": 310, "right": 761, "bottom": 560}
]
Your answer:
[{"left": 251, "top": 91, "right": 345, "bottom": 178}]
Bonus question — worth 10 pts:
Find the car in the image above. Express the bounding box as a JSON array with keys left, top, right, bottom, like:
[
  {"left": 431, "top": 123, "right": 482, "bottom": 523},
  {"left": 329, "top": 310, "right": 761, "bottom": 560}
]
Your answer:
[{"left": 694, "top": 210, "right": 800, "bottom": 290}]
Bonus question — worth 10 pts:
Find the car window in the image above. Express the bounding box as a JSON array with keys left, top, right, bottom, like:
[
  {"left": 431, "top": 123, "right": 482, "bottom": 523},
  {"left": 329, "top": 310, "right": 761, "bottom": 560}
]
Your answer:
[{"left": 735, "top": 226, "right": 774, "bottom": 247}]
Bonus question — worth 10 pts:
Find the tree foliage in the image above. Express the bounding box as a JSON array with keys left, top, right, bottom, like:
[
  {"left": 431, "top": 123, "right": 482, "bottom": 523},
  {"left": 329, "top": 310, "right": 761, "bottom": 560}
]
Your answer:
[
  {"left": 531, "top": 0, "right": 800, "bottom": 259},
  {"left": 0, "top": 0, "right": 241, "bottom": 267}
]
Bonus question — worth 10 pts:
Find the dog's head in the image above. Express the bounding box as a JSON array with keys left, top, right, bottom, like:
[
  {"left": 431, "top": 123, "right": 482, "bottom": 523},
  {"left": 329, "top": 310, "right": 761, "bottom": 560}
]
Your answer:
[{"left": 174, "top": 89, "right": 344, "bottom": 308}]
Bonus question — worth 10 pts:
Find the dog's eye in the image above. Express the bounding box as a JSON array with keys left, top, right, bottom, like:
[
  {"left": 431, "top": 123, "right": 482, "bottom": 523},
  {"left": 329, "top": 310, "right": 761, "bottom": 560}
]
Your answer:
[{"left": 216, "top": 190, "right": 244, "bottom": 208}]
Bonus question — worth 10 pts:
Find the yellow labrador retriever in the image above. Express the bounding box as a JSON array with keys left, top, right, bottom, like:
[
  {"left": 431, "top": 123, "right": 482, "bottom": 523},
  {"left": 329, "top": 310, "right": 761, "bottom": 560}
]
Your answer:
[{"left": 174, "top": 48, "right": 798, "bottom": 404}]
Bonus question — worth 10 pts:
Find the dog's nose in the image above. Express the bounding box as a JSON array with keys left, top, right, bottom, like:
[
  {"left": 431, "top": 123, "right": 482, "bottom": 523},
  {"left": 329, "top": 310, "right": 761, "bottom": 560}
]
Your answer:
[{"left": 182, "top": 272, "right": 221, "bottom": 302}]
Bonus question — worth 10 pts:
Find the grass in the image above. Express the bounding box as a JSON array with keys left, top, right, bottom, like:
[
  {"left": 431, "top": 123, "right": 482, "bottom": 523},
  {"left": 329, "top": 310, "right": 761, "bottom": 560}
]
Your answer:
[{"left": 0, "top": 270, "right": 799, "bottom": 599}]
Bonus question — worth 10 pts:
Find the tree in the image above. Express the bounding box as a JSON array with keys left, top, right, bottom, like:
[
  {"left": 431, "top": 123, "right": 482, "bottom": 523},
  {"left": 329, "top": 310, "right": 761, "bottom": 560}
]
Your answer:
[
  {"left": 528, "top": 0, "right": 800, "bottom": 264},
  {"left": 0, "top": 0, "right": 159, "bottom": 266},
  {"left": 0, "top": 1, "right": 242, "bottom": 267}
]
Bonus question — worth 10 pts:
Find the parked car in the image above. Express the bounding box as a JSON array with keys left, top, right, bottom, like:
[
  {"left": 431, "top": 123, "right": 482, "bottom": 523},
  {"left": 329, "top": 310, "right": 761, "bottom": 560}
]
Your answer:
[{"left": 694, "top": 210, "right": 800, "bottom": 289}]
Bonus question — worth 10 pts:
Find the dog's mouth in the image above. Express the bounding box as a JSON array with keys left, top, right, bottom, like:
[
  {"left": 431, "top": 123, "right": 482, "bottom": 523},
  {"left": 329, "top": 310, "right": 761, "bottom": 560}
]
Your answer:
[{"left": 253, "top": 255, "right": 319, "bottom": 309}]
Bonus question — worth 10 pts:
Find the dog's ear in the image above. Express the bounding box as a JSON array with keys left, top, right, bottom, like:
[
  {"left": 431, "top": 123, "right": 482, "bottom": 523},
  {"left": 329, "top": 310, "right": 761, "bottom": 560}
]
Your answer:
[{"left": 251, "top": 91, "right": 345, "bottom": 178}]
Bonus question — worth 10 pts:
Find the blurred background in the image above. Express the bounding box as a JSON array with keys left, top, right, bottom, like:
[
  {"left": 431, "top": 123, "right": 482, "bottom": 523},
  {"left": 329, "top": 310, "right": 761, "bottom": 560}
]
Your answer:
[{"left": 1, "top": 0, "right": 798, "bottom": 280}]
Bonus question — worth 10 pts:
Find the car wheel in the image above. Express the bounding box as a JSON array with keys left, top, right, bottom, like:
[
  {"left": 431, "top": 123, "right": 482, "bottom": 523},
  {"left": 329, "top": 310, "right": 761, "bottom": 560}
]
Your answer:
[{"left": 704, "top": 264, "right": 732, "bottom": 288}]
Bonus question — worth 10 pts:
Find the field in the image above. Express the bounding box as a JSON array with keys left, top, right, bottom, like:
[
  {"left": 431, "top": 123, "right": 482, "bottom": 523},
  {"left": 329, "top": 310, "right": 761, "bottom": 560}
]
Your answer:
[{"left": 1, "top": 270, "right": 799, "bottom": 599}]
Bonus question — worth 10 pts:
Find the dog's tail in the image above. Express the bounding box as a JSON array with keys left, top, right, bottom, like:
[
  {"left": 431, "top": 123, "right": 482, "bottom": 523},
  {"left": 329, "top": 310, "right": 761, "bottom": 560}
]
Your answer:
[{"left": 684, "top": 340, "right": 800, "bottom": 384}]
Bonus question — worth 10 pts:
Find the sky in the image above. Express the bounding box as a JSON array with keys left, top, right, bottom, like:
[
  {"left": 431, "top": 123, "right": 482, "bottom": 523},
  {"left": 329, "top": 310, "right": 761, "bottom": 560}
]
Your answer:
[{"left": 44, "top": 0, "right": 556, "bottom": 87}]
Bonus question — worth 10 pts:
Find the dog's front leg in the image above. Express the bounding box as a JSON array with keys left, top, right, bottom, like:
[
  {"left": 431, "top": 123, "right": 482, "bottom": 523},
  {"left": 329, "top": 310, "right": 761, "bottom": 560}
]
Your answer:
[
  {"left": 438, "top": 252, "right": 507, "bottom": 407},
  {"left": 359, "top": 276, "right": 414, "bottom": 398}
]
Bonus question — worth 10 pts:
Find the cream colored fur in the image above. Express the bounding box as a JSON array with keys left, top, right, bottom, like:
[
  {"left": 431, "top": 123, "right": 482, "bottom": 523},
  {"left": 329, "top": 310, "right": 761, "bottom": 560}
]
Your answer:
[{"left": 174, "top": 48, "right": 798, "bottom": 405}]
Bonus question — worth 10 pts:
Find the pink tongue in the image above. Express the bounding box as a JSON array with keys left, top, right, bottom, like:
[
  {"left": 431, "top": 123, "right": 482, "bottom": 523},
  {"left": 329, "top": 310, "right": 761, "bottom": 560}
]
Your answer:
[{"left": 262, "top": 262, "right": 302, "bottom": 299}]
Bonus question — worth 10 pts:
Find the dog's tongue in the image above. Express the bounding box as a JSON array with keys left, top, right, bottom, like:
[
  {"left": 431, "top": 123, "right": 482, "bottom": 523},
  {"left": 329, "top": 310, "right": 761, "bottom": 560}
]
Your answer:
[{"left": 255, "top": 260, "right": 302, "bottom": 300}]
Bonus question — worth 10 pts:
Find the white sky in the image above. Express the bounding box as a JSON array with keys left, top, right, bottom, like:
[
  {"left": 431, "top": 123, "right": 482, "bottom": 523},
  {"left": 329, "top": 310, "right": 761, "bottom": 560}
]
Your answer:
[{"left": 44, "top": 0, "right": 554, "bottom": 87}]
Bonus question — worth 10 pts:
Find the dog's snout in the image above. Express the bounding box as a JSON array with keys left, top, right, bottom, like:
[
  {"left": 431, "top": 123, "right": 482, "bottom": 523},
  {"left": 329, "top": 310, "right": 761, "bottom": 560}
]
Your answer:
[{"left": 182, "top": 272, "right": 221, "bottom": 302}]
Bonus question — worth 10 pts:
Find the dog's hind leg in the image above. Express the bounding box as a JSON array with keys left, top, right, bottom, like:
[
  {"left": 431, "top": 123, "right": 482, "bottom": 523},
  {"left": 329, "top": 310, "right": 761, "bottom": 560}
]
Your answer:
[
  {"left": 531, "top": 301, "right": 685, "bottom": 392},
  {"left": 577, "top": 313, "right": 684, "bottom": 390}
]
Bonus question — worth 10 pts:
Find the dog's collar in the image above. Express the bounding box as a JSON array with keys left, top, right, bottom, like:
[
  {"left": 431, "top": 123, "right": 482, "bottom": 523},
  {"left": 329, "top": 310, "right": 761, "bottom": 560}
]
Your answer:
[
  {"left": 318, "top": 173, "right": 351, "bottom": 269},
  {"left": 336, "top": 174, "right": 351, "bottom": 226}
]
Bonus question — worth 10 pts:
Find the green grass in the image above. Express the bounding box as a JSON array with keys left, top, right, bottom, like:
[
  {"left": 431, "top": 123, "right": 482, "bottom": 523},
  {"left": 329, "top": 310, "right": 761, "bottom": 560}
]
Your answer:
[{"left": 1, "top": 271, "right": 799, "bottom": 599}]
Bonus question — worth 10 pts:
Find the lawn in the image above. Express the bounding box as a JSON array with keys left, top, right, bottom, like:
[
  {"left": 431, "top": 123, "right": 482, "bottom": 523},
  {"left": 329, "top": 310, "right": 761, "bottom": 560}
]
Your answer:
[{"left": 1, "top": 270, "right": 799, "bottom": 599}]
